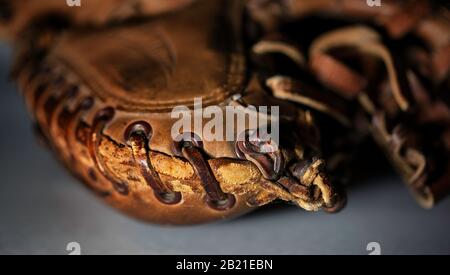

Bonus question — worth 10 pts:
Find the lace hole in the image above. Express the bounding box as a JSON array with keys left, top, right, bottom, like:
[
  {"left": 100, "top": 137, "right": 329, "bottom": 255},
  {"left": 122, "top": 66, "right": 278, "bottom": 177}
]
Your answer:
[
  {"left": 95, "top": 107, "right": 115, "bottom": 122},
  {"left": 80, "top": 97, "right": 94, "bottom": 110},
  {"left": 207, "top": 194, "right": 236, "bottom": 211},
  {"left": 173, "top": 132, "right": 203, "bottom": 156},
  {"left": 124, "top": 121, "right": 152, "bottom": 142},
  {"left": 155, "top": 191, "right": 182, "bottom": 205}
]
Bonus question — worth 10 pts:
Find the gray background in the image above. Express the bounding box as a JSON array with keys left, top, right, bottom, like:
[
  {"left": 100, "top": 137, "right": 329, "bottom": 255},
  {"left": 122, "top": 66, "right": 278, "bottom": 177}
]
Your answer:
[{"left": 0, "top": 42, "right": 449, "bottom": 255}]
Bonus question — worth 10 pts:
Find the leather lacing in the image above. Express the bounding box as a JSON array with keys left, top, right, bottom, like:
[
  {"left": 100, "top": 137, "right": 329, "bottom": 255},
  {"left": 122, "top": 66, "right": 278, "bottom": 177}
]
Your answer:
[
  {"left": 88, "top": 107, "right": 130, "bottom": 195},
  {"left": 23, "top": 64, "right": 110, "bottom": 197},
  {"left": 88, "top": 114, "right": 236, "bottom": 210},
  {"left": 235, "top": 129, "right": 345, "bottom": 212},
  {"left": 174, "top": 133, "right": 236, "bottom": 210},
  {"left": 124, "top": 121, "right": 182, "bottom": 205}
]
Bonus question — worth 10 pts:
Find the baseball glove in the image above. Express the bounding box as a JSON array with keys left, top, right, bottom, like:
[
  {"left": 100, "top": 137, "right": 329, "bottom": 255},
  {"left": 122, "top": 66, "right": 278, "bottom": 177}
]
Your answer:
[{"left": 7, "top": 0, "right": 347, "bottom": 224}]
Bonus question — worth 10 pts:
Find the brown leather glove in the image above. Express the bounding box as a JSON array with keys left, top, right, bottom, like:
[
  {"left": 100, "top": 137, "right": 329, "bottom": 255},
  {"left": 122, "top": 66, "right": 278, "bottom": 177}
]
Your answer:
[{"left": 8, "top": 0, "right": 346, "bottom": 224}]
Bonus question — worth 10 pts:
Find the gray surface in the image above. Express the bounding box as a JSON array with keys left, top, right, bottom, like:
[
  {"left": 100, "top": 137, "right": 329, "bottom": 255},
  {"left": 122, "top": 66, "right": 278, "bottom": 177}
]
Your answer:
[{"left": 0, "top": 42, "right": 449, "bottom": 255}]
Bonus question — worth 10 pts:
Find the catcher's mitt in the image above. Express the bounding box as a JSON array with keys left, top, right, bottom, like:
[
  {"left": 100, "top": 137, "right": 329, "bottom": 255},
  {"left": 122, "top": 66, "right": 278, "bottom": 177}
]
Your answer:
[{"left": 8, "top": 0, "right": 346, "bottom": 224}]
